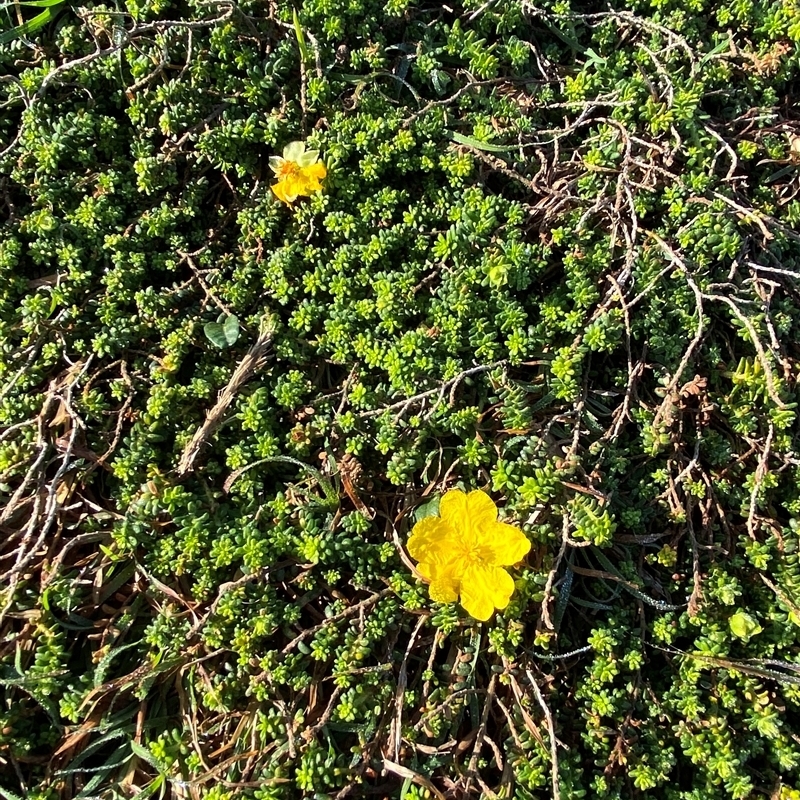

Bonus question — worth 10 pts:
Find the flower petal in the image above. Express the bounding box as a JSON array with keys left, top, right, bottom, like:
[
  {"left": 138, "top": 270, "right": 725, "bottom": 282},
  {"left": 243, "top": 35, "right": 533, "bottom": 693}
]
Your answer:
[
  {"left": 439, "top": 488, "right": 468, "bottom": 520},
  {"left": 485, "top": 522, "right": 531, "bottom": 566},
  {"left": 430, "top": 576, "right": 459, "bottom": 603},
  {"left": 460, "top": 564, "right": 515, "bottom": 621},
  {"left": 301, "top": 161, "right": 327, "bottom": 189},
  {"left": 465, "top": 490, "right": 499, "bottom": 526},
  {"left": 418, "top": 560, "right": 460, "bottom": 603},
  {"left": 440, "top": 489, "right": 498, "bottom": 548},
  {"left": 407, "top": 516, "right": 456, "bottom": 563},
  {"left": 283, "top": 140, "right": 306, "bottom": 161},
  {"left": 268, "top": 156, "right": 286, "bottom": 175},
  {"left": 440, "top": 488, "right": 494, "bottom": 523},
  {"left": 271, "top": 180, "right": 294, "bottom": 205},
  {"left": 298, "top": 149, "right": 321, "bottom": 167}
]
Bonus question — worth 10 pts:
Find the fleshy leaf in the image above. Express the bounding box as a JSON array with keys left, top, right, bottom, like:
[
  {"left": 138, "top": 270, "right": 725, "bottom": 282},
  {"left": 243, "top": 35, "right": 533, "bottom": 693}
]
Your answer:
[{"left": 730, "top": 611, "right": 762, "bottom": 641}]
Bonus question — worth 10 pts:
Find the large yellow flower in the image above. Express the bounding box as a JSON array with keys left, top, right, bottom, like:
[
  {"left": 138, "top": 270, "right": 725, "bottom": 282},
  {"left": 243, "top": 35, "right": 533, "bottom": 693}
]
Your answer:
[
  {"left": 269, "top": 141, "right": 327, "bottom": 205},
  {"left": 407, "top": 489, "right": 531, "bottom": 622}
]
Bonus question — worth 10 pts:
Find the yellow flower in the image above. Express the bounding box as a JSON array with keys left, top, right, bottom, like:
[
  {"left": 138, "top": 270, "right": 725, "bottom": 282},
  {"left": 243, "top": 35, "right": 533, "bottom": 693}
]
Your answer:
[
  {"left": 407, "top": 489, "right": 531, "bottom": 622},
  {"left": 269, "top": 141, "right": 327, "bottom": 205}
]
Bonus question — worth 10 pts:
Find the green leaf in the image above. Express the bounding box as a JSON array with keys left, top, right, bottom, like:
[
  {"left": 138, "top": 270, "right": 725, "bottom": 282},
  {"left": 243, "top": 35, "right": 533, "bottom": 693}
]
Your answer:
[
  {"left": 730, "top": 611, "right": 762, "bottom": 640},
  {"left": 223, "top": 313, "right": 240, "bottom": 343},
  {"left": 591, "top": 549, "right": 684, "bottom": 610},
  {"left": 446, "top": 131, "right": 517, "bottom": 154},
  {"left": 0, "top": 5, "right": 61, "bottom": 44},
  {"left": 584, "top": 48, "right": 607, "bottom": 67},
  {"left": 413, "top": 496, "right": 440, "bottom": 522},
  {"left": 699, "top": 34, "right": 734, "bottom": 66},
  {"left": 203, "top": 313, "right": 240, "bottom": 348},
  {"left": 292, "top": 7, "right": 310, "bottom": 66},
  {"left": 129, "top": 740, "right": 161, "bottom": 770}
]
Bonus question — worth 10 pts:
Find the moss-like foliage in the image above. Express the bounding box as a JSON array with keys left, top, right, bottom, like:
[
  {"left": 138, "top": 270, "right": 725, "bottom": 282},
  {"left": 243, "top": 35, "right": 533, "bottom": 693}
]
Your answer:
[{"left": 2, "top": 0, "right": 800, "bottom": 797}]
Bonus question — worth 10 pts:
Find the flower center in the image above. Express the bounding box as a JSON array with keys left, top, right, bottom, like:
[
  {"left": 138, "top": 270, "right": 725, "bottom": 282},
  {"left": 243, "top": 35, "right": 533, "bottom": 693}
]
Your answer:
[
  {"left": 459, "top": 540, "right": 491, "bottom": 565},
  {"left": 277, "top": 160, "right": 300, "bottom": 180}
]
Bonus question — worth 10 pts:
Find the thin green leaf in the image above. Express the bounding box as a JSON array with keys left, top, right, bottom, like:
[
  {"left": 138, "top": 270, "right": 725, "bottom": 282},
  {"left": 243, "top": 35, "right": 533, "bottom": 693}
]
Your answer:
[
  {"left": 699, "top": 34, "right": 734, "bottom": 66},
  {"left": 94, "top": 640, "right": 141, "bottom": 687},
  {"left": 224, "top": 454, "right": 337, "bottom": 504},
  {"left": 654, "top": 644, "right": 800, "bottom": 688},
  {"left": 97, "top": 561, "right": 136, "bottom": 605},
  {"left": 292, "top": 8, "right": 310, "bottom": 66},
  {"left": 591, "top": 549, "right": 685, "bottom": 610},
  {"left": 526, "top": 644, "right": 594, "bottom": 661},
  {"left": 0, "top": 669, "right": 68, "bottom": 687},
  {"left": 553, "top": 566, "right": 574, "bottom": 630},
  {"left": 130, "top": 740, "right": 162, "bottom": 770},
  {"left": 446, "top": 131, "right": 518, "bottom": 153},
  {"left": 570, "top": 596, "right": 614, "bottom": 611},
  {"left": 0, "top": 0, "right": 65, "bottom": 8},
  {"left": 54, "top": 728, "right": 133, "bottom": 774},
  {"left": 130, "top": 774, "right": 165, "bottom": 800},
  {"left": 765, "top": 165, "right": 796, "bottom": 184},
  {"left": 0, "top": 7, "right": 55, "bottom": 44},
  {"left": 76, "top": 765, "right": 124, "bottom": 800}
]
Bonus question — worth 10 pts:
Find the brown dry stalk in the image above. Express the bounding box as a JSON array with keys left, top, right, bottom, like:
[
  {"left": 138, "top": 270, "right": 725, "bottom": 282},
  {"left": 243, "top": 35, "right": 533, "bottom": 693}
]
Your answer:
[
  {"left": 382, "top": 758, "right": 446, "bottom": 800},
  {"left": 526, "top": 669, "right": 562, "bottom": 800},
  {"left": 177, "top": 320, "right": 275, "bottom": 476}
]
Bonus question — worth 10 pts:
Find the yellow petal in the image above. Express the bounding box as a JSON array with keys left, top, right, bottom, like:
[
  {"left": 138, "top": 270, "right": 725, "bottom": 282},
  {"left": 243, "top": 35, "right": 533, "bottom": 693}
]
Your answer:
[
  {"left": 422, "top": 562, "right": 460, "bottom": 603},
  {"left": 417, "top": 551, "right": 462, "bottom": 603},
  {"left": 460, "top": 564, "right": 515, "bottom": 621},
  {"left": 485, "top": 522, "right": 531, "bottom": 566},
  {"left": 297, "top": 179, "right": 318, "bottom": 197},
  {"left": 271, "top": 180, "right": 294, "bottom": 205},
  {"left": 407, "top": 516, "right": 457, "bottom": 563},
  {"left": 296, "top": 164, "right": 326, "bottom": 196},
  {"left": 439, "top": 489, "right": 468, "bottom": 520},
  {"left": 430, "top": 576, "right": 459, "bottom": 603},
  {"left": 440, "top": 489, "right": 498, "bottom": 530},
  {"left": 303, "top": 161, "right": 327, "bottom": 181},
  {"left": 287, "top": 173, "right": 309, "bottom": 199},
  {"left": 465, "top": 489, "right": 499, "bottom": 525}
]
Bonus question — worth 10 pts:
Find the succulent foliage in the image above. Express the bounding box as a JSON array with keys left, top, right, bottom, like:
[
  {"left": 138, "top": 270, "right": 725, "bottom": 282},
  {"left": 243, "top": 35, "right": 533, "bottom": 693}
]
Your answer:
[{"left": 2, "top": 0, "right": 800, "bottom": 797}]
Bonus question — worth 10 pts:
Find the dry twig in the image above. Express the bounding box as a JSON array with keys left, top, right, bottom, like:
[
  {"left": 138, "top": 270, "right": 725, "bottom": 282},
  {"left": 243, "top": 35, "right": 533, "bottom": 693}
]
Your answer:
[{"left": 177, "top": 319, "right": 275, "bottom": 476}]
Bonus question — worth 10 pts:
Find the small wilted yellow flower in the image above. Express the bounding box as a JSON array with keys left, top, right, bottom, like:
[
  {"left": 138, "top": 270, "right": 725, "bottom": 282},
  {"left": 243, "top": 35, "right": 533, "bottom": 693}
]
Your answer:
[
  {"left": 407, "top": 489, "right": 530, "bottom": 622},
  {"left": 269, "top": 141, "right": 327, "bottom": 205}
]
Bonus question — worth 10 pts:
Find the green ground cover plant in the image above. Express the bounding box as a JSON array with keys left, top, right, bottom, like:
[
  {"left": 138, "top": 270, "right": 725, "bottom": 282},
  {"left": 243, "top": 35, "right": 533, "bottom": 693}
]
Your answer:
[{"left": 2, "top": 0, "right": 800, "bottom": 796}]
